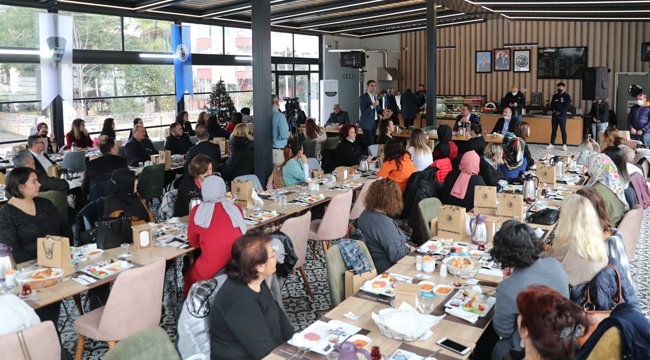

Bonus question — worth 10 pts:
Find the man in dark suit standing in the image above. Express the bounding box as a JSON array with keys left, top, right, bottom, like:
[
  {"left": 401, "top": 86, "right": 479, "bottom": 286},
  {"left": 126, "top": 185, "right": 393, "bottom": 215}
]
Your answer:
[
  {"left": 82, "top": 137, "right": 128, "bottom": 196},
  {"left": 547, "top": 82, "right": 571, "bottom": 151},
  {"left": 453, "top": 105, "right": 481, "bottom": 131},
  {"left": 184, "top": 124, "right": 221, "bottom": 174},
  {"left": 400, "top": 87, "right": 418, "bottom": 128},
  {"left": 326, "top": 104, "right": 350, "bottom": 125},
  {"left": 359, "top": 79, "right": 381, "bottom": 147}
]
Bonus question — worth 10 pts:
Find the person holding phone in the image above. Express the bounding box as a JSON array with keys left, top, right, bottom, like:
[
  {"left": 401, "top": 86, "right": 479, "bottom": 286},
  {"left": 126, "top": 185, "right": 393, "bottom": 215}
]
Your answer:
[{"left": 589, "top": 99, "right": 609, "bottom": 142}]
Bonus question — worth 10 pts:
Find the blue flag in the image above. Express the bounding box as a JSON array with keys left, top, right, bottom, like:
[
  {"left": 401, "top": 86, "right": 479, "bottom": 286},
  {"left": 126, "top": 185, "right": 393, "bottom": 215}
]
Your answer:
[{"left": 172, "top": 25, "right": 193, "bottom": 103}]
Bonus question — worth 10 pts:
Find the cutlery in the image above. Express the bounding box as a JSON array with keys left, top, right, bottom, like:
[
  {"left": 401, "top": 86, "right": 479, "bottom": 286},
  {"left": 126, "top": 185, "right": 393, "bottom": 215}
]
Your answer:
[{"left": 425, "top": 349, "right": 442, "bottom": 359}]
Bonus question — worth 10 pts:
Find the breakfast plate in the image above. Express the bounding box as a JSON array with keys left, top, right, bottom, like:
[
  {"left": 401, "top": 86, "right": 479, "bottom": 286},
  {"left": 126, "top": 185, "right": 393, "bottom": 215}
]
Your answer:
[
  {"left": 84, "top": 249, "right": 104, "bottom": 259},
  {"left": 417, "top": 239, "right": 444, "bottom": 254},
  {"left": 360, "top": 273, "right": 413, "bottom": 297},
  {"left": 157, "top": 235, "right": 175, "bottom": 243},
  {"left": 294, "top": 195, "right": 327, "bottom": 204},
  {"left": 287, "top": 320, "right": 361, "bottom": 355},
  {"left": 444, "top": 289, "right": 496, "bottom": 317},
  {"left": 81, "top": 259, "right": 134, "bottom": 279},
  {"left": 245, "top": 211, "right": 280, "bottom": 223}
]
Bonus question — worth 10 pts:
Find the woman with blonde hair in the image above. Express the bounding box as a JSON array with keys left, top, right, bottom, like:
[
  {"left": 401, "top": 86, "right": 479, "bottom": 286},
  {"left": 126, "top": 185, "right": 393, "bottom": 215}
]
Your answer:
[
  {"left": 357, "top": 179, "right": 416, "bottom": 273},
  {"left": 303, "top": 117, "right": 327, "bottom": 160},
  {"left": 479, "top": 142, "right": 507, "bottom": 191},
  {"left": 546, "top": 193, "right": 638, "bottom": 310},
  {"left": 407, "top": 128, "right": 433, "bottom": 171},
  {"left": 65, "top": 118, "right": 93, "bottom": 149},
  {"left": 227, "top": 123, "right": 253, "bottom": 167}
]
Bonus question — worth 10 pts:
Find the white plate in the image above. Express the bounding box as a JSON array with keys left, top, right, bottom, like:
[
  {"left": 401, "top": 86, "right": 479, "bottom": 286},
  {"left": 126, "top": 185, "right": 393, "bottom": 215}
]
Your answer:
[
  {"left": 444, "top": 290, "right": 496, "bottom": 317},
  {"left": 84, "top": 249, "right": 104, "bottom": 259},
  {"left": 157, "top": 235, "right": 175, "bottom": 243},
  {"left": 347, "top": 334, "right": 372, "bottom": 350},
  {"left": 417, "top": 240, "right": 442, "bottom": 254},
  {"left": 287, "top": 320, "right": 361, "bottom": 355},
  {"left": 360, "top": 273, "right": 413, "bottom": 297}
]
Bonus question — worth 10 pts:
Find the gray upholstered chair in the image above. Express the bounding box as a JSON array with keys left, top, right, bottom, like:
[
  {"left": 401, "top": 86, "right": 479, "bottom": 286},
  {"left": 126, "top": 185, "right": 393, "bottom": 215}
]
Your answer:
[{"left": 325, "top": 240, "right": 375, "bottom": 307}]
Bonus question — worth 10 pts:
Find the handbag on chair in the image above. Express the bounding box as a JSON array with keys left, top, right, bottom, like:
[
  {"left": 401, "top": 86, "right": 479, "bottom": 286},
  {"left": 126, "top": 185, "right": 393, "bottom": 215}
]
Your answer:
[
  {"left": 96, "top": 213, "right": 133, "bottom": 250},
  {"left": 576, "top": 264, "right": 623, "bottom": 347}
]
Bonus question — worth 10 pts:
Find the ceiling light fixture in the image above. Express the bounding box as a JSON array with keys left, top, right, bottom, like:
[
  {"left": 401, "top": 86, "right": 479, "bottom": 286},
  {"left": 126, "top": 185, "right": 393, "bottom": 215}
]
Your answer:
[
  {"left": 139, "top": 53, "right": 175, "bottom": 59},
  {"left": 147, "top": 9, "right": 203, "bottom": 17},
  {"left": 468, "top": 0, "right": 650, "bottom": 4},
  {"left": 508, "top": 16, "right": 650, "bottom": 20},
  {"left": 272, "top": 0, "right": 387, "bottom": 21},
  {"left": 0, "top": 49, "right": 42, "bottom": 56},
  {"left": 336, "top": 12, "right": 465, "bottom": 33},
  {"left": 303, "top": 7, "right": 426, "bottom": 29},
  {"left": 358, "top": 18, "right": 484, "bottom": 37},
  {"left": 58, "top": 0, "right": 132, "bottom": 10},
  {"left": 437, "top": 46, "right": 456, "bottom": 50},
  {"left": 202, "top": 0, "right": 287, "bottom": 18},
  {"left": 135, "top": 0, "right": 174, "bottom": 11},
  {"left": 500, "top": 9, "right": 650, "bottom": 13}
]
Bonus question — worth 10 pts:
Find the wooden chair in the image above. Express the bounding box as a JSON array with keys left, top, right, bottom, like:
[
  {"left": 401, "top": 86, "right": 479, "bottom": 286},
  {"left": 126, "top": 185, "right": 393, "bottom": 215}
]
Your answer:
[
  {"left": 280, "top": 211, "right": 314, "bottom": 300},
  {"left": 0, "top": 321, "right": 61, "bottom": 360},
  {"left": 74, "top": 258, "right": 166, "bottom": 360},
  {"left": 309, "top": 190, "right": 353, "bottom": 260}
]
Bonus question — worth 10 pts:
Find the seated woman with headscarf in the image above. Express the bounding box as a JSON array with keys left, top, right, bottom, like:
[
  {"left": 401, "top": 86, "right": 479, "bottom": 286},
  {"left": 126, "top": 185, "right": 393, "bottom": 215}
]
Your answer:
[
  {"left": 432, "top": 124, "right": 458, "bottom": 162},
  {"left": 585, "top": 153, "right": 629, "bottom": 227},
  {"left": 185, "top": 175, "right": 246, "bottom": 296},
  {"left": 104, "top": 169, "right": 154, "bottom": 226},
  {"left": 499, "top": 133, "right": 527, "bottom": 181},
  {"left": 440, "top": 151, "right": 486, "bottom": 211}
]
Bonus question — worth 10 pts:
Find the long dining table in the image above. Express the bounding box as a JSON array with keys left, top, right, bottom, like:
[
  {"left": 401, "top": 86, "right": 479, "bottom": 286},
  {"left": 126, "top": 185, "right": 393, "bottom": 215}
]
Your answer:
[{"left": 323, "top": 127, "right": 504, "bottom": 144}]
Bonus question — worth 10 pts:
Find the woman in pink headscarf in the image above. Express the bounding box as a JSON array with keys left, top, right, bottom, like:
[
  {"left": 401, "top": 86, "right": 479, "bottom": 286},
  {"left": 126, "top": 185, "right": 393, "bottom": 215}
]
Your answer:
[{"left": 440, "top": 150, "right": 486, "bottom": 211}]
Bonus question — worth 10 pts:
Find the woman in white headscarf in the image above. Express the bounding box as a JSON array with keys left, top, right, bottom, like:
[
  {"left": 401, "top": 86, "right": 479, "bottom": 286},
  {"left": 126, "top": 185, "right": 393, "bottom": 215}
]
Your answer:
[{"left": 184, "top": 175, "right": 246, "bottom": 296}]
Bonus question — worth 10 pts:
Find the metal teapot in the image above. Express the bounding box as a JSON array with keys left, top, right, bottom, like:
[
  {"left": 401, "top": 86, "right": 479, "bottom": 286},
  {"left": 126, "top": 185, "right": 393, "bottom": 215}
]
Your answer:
[
  {"left": 549, "top": 155, "right": 564, "bottom": 176},
  {"left": 189, "top": 194, "right": 202, "bottom": 213},
  {"left": 0, "top": 244, "right": 16, "bottom": 281},
  {"left": 522, "top": 173, "right": 540, "bottom": 202},
  {"left": 470, "top": 214, "right": 488, "bottom": 248},
  {"left": 359, "top": 157, "right": 369, "bottom": 172}
]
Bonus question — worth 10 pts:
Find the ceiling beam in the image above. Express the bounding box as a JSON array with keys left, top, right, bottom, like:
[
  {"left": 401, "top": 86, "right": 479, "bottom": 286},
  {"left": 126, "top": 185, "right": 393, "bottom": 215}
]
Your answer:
[
  {"left": 201, "top": 0, "right": 251, "bottom": 18},
  {"left": 329, "top": 11, "right": 468, "bottom": 33},
  {"left": 270, "top": 0, "right": 405, "bottom": 24},
  {"left": 299, "top": 3, "right": 431, "bottom": 29}
]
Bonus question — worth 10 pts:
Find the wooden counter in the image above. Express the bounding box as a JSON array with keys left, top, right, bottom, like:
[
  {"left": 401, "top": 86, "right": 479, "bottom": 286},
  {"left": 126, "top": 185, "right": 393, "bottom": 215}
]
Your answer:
[{"left": 435, "top": 114, "right": 584, "bottom": 145}]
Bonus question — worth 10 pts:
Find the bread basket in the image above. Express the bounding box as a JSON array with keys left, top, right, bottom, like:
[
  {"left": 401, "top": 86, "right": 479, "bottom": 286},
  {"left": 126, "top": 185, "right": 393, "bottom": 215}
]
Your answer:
[
  {"left": 16, "top": 268, "right": 64, "bottom": 290},
  {"left": 443, "top": 257, "right": 480, "bottom": 279}
]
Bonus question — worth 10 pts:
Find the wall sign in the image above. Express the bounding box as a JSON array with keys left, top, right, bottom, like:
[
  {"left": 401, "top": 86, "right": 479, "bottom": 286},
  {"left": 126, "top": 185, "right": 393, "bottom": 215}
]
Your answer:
[{"left": 342, "top": 74, "right": 355, "bottom": 79}]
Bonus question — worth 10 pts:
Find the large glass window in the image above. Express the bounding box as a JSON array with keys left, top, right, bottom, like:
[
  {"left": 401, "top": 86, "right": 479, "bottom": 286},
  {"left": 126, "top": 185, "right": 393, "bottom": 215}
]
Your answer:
[
  {"left": 0, "top": 5, "right": 43, "bottom": 48},
  {"left": 184, "top": 92, "right": 252, "bottom": 118},
  {"left": 60, "top": 12, "right": 122, "bottom": 51},
  {"left": 0, "top": 102, "right": 50, "bottom": 144},
  {"left": 0, "top": 63, "right": 40, "bottom": 103},
  {"left": 224, "top": 27, "right": 251, "bottom": 56},
  {"left": 188, "top": 23, "right": 223, "bottom": 55},
  {"left": 123, "top": 17, "right": 172, "bottom": 52},
  {"left": 293, "top": 34, "right": 319, "bottom": 58},
  {"left": 193, "top": 65, "right": 253, "bottom": 94},
  {"left": 271, "top": 31, "right": 293, "bottom": 57}
]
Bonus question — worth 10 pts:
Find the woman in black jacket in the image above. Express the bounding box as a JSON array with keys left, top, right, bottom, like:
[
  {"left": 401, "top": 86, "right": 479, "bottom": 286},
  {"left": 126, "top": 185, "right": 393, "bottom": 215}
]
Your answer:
[
  {"left": 174, "top": 155, "right": 213, "bottom": 218},
  {"left": 334, "top": 124, "right": 366, "bottom": 167},
  {"left": 176, "top": 111, "right": 195, "bottom": 136},
  {"left": 479, "top": 143, "right": 507, "bottom": 191},
  {"left": 514, "top": 121, "right": 535, "bottom": 170},
  {"left": 589, "top": 99, "right": 610, "bottom": 143},
  {"left": 100, "top": 118, "right": 116, "bottom": 138},
  {"left": 226, "top": 123, "right": 254, "bottom": 167},
  {"left": 457, "top": 122, "right": 487, "bottom": 159}
]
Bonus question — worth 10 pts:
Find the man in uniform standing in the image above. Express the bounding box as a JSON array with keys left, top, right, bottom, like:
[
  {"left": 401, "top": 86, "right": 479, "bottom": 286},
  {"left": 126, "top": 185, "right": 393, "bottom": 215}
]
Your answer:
[
  {"left": 547, "top": 82, "right": 571, "bottom": 151},
  {"left": 501, "top": 85, "right": 526, "bottom": 122}
]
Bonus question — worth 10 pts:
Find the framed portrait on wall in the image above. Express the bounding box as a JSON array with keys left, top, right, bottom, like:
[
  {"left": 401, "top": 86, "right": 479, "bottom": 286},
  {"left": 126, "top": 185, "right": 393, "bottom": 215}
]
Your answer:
[
  {"left": 476, "top": 51, "right": 492, "bottom": 73},
  {"left": 494, "top": 48, "right": 511, "bottom": 71},
  {"left": 514, "top": 50, "right": 531, "bottom": 72}
]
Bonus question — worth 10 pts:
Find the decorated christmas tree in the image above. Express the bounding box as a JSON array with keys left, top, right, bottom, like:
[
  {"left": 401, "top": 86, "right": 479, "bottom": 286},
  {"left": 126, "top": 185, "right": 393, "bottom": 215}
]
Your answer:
[{"left": 204, "top": 78, "right": 235, "bottom": 125}]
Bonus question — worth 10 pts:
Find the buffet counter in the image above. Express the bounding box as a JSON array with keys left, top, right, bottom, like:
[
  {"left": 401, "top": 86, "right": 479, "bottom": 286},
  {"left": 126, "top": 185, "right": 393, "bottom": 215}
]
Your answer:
[{"left": 433, "top": 114, "right": 584, "bottom": 145}]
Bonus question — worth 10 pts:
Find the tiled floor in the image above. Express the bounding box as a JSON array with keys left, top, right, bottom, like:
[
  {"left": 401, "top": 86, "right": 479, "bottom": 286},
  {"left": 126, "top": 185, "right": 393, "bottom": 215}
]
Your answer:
[{"left": 60, "top": 143, "right": 650, "bottom": 359}]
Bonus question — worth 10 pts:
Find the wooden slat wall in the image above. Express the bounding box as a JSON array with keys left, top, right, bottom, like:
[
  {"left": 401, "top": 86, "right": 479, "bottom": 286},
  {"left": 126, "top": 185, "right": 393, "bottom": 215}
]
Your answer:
[{"left": 400, "top": 19, "right": 650, "bottom": 111}]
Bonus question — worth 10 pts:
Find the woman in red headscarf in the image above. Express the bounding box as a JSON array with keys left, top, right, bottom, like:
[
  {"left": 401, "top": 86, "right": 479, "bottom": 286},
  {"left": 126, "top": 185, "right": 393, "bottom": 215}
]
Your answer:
[{"left": 440, "top": 150, "right": 486, "bottom": 211}]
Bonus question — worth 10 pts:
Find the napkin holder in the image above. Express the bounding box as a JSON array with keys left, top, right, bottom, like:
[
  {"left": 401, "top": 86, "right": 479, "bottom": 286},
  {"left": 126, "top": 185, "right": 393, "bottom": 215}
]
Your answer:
[
  {"left": 159, "top": 150, "right": 172, "bottom": 170},
  {"left": 429, "top": 217, "right": 439, "bottom": 239},
  {"left": 335, "top": 166, "right": 350, "bottom": 181},
  {"left": 131, "top": 224, "right": 153, "bottom": 250},
  {"left": 394, "top": 283, "right": 420, "bottom": 309},
  {"left": 150, "top": 154, "right": 160, "bottom": 165}
]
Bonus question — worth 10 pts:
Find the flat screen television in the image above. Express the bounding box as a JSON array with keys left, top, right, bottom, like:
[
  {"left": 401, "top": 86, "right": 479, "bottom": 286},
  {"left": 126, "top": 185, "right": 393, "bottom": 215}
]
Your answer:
[{"left": 537, "top": 47, "right": 587, "bottom": 79}]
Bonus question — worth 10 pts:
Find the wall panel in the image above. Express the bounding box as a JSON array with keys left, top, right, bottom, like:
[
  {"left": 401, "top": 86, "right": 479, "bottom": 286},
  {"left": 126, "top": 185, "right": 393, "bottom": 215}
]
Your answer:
[{"left": 401, "top": 19, "right": 650, "bottom": 112}]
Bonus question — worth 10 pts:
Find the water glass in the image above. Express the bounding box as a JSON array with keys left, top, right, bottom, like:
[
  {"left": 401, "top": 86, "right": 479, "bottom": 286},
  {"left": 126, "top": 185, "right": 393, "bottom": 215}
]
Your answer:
[{"left": 418, "top": 290, "right": 435, "bottom": 311}]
